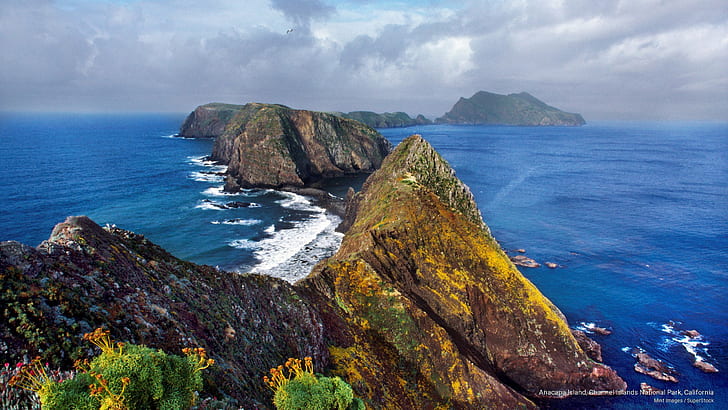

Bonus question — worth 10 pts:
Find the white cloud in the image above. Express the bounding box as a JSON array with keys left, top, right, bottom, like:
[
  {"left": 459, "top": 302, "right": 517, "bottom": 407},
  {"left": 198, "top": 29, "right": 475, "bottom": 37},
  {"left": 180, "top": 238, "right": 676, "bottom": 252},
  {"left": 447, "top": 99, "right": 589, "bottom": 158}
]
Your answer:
[
  {"left": 0, "top": 0, "right": 726, "bottom": 119},
  {"left": 412, "top": 36, "right": 474, "bottom": 84}
]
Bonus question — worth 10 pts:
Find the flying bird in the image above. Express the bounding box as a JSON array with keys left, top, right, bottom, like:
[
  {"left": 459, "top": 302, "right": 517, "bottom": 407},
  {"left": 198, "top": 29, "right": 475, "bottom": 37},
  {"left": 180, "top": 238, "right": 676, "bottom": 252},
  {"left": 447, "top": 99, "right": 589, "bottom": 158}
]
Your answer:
[{"left": 286, "top": 28, "right": 294, "bottom": 34}]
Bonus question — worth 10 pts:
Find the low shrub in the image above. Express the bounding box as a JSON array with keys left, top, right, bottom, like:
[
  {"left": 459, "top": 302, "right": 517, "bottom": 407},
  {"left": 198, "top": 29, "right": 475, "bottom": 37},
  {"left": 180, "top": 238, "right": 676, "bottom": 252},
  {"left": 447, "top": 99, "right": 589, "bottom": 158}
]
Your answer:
[
  {"left": 9, "top": 328, "right": 213, "bottom": 410},
  {"left": 264, "top": 357, "right": 364, "bottom": 410}
]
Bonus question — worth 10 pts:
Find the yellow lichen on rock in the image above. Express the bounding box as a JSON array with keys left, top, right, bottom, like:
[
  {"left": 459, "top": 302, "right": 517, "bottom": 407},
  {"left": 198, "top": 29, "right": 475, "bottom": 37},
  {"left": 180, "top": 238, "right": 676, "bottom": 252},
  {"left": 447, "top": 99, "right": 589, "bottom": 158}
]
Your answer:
[{"left": 306, "top": 134, "right": 624, "bottom": 408}]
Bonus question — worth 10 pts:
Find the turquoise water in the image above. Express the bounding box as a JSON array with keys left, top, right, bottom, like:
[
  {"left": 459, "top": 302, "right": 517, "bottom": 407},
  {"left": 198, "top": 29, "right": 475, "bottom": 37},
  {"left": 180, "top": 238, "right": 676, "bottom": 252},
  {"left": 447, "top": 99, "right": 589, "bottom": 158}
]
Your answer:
[{"left": 1, "top": 114, "right": 726, "bottom": 408}]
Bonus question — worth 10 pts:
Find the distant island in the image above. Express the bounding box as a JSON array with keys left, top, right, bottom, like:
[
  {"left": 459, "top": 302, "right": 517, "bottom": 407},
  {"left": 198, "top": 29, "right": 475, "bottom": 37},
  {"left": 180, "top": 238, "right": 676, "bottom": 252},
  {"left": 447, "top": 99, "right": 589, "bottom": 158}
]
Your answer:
[
  {"left": 437, "top": 91, "right": 586, "bottom": 126},
  {"left": 177, "top": 91, "right": 584, "bottom": 136},
  {"left": 334, "top": 111, "right": 432, "bottom": 128}
]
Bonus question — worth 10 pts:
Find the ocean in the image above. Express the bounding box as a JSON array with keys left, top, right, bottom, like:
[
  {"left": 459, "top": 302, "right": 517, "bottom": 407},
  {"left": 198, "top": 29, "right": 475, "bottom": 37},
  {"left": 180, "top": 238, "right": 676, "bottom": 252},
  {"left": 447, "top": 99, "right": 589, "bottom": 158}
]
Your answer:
[{"left": 1, "top": 113, "right": 726, "bottom": 408}]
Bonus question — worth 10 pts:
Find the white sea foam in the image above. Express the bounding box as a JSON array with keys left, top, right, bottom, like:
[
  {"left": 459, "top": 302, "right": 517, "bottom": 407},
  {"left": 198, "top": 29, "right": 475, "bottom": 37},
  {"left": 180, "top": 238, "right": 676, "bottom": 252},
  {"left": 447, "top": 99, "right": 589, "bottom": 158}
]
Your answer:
[
  {"left": 189, "top": 172, "right": 225, "bottom": 183},
  {"left": 228, "top": 239, "right": 258, "bottom": 249},
  {"left": 195, "top": 200, "right": 226, "bottom": 210},
  {"left": 660, "top": 322, "right": 676, "bottom": 334},
  {"left": 575, "top": 322, "right": 596, "bottom": 333},
  {"left": 201, "top": 185, "right": 270, "bottom": 198},
  {"left": 203, "top": 186, "right": 239, "bottom": 197},
  {"left": 225, "top": 191, "right": 343, "bottom": 282},
  {"left": 187, "top": 155, "right": 228, "bottom": 173},
  {"left": 676, "top": 334, "right": 708, "bottom": 362},
  {"left": 657, "top": 321, "right": 715, "bottom": 367},
  {"left": 196, "top": 199, "right": 260, "bottom": 210},
  {"left": 250, "top": 213, "right": 330, "bottom": 273},
  {"left": 211, "top": 219, "right": 262, "bottom": 226},
  {"left": 247, "top": 212, "right": 343, "bottom": 282},
  {"left": 277, "top": 191, "right": 325, "bottom": 213}
]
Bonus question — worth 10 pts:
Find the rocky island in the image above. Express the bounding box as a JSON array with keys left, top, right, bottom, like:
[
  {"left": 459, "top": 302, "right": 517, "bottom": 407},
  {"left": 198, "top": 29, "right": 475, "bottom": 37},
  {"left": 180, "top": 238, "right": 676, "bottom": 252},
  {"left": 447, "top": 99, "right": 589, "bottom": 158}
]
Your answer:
[
  {"left": 1, "top": 130, "right": 625, "bottom": 408},
  {"left": 437, "top": 91, "right": 586, "bottom": 126},
  {"left": 179, "top": 102, "right": 392, "bottom": 190},
  {"left": 335, "top": 111, "right": 432, "bottom": 128}
]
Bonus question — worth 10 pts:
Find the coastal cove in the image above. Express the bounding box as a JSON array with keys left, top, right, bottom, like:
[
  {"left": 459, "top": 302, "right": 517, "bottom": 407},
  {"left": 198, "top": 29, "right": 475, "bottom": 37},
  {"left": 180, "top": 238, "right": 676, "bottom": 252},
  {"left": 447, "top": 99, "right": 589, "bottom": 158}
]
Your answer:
[{"left": 1, "top": 113, "right": 727, "bottom": 407}]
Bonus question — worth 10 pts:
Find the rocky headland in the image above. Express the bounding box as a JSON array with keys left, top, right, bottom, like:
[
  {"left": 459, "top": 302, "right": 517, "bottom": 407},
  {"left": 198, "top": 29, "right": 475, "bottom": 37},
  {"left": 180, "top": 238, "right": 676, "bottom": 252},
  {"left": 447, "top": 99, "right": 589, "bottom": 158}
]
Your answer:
[
  {"left": 335, "top": 111, "right": 432, "bottom": 128},
  {"left": 1, "top": 133, "right": 625, "bottom": 408},
  {"left": 178, "top": 102, "right": 247, "bottom": 138},
  {"left": 179, "top": 102, "right": 392, "bottom": 190},
  {"left": 437, "top": 91, "right": 586, "bottom": 126}
]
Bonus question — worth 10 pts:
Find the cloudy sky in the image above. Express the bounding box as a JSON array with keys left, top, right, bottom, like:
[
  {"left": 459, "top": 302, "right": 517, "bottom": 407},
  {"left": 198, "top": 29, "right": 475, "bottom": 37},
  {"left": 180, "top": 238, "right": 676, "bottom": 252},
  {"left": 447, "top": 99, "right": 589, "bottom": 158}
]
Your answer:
[{"left": 1, "top": 0, "right": 726, "bottom": 120}]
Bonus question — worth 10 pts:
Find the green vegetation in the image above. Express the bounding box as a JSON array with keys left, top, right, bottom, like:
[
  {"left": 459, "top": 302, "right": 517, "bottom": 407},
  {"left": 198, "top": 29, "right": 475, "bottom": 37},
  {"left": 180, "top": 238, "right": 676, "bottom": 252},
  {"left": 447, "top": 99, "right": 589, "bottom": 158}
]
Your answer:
[
  {"left": 264, "top": 357, "right": 364, "bottom": 410},
  {"left": 9, "top": 328, "right": 213, "bottom": 410},
  {"left": 338, "top": 111, "right": 431, "bottom": 128}
]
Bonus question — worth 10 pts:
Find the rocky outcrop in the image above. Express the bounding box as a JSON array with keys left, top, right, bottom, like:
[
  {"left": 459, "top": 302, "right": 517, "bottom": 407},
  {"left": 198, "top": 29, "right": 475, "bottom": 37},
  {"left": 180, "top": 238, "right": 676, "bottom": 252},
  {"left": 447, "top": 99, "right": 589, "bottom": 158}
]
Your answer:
[
  {"left": 573, "top": 330, "right": 603, "bottom": 362},
  {"left": 0, "top": 216, "right": 327, "bottom": 408},
  {"left": 511, "top": 254, "right": 541, "bottom": 268},
  {"left": 336, "top": 111, "right": 432, "bottom": 128},
  {"left": 693, "top": 360, "right": 719, "bottom": 373},
  {"left": 207, "top": 103, "right": 392, "bottom": 190},
  {"left": 302, "top": 135, "right": 625, "bottom": 407},
  {"left": 178, "top": 103, "right": 247, "bottom": 138},
  {"left": 633, "top": 352, "right": 679, "bottom": 382},
  {"left": 437, "top": 91, "right": 586, "bottom": 126}
]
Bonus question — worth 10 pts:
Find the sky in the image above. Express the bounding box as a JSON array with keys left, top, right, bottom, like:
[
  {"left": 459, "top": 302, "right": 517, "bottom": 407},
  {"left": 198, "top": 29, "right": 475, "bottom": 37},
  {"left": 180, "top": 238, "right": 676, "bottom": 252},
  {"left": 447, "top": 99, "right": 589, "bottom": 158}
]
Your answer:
[{"left": 1, "top": 0, "right": 726, "bottom": 120}]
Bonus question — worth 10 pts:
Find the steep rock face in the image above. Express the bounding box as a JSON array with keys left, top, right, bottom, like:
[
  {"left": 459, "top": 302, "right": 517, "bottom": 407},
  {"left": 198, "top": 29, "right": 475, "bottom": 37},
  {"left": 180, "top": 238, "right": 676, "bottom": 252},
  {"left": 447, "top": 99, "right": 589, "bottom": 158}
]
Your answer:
[
  {"left": 337, "top": 111, "right": 432, "bottom": 128},
  {"left": 437, "top": 91, "right": 586, "bottom": 126},
  {"left": 0, "top": 216, "right": 327, "bottom": 408},
  {"left": 304, "top": 135, "right": 624, "bottom": 407},
  {"left": 209, "top": 103, "right": 392, "bottom": 189},
  {"left": 178, "top": 103, "right": 246, "bottom": 138}
]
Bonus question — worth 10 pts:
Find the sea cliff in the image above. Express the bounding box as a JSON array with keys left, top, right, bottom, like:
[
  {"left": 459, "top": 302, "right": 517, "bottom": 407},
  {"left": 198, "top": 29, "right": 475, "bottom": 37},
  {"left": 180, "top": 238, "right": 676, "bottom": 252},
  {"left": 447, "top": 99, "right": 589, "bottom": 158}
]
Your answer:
[
  {"left": 0, "top": 135, "right": 624, "bottom": 408},
  {"left": 181, "top": 102, "right": 392, "bottom": 190},
  {"left": 437, "top": 91, "right": 586, "bottom": 126},
  {"left": 178, "top": 103, "right": 246, "bottom": 138}
]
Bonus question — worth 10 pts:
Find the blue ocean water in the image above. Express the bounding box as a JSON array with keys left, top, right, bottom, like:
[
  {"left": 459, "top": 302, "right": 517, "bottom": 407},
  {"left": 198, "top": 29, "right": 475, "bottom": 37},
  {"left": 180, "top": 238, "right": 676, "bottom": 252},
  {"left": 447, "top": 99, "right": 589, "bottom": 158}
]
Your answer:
[
  {"left": 1, "top": 114, "right": 726, "bottom": 408},
  {"left": 0, "top": 112, "right": 346, "bottom": 282}
]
